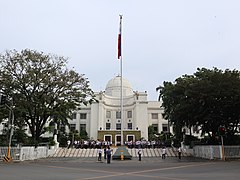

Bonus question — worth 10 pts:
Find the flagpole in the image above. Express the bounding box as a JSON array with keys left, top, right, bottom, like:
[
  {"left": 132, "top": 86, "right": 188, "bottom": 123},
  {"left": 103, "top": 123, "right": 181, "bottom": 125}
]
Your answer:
[
  {"left": 118, "top": 15, "right": 124, "bottom": 146},
  {"left": 120, "top": 52, "right": 123, "bottom": 146}
]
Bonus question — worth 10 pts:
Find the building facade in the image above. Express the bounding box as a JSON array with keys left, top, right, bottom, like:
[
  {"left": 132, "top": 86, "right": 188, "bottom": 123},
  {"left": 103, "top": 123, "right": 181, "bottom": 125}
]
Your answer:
[
  {"left": 67, "top": 76, "right": 172, "bottom": 146},
  {"left": 0, "top": 76, "right": 176, "bottom": 145}
]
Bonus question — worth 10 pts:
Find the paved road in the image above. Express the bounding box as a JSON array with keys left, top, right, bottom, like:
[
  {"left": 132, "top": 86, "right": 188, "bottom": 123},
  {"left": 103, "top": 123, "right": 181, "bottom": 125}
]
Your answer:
[{"left": 1, "top": 157, "right": 239, "bottom": 180}]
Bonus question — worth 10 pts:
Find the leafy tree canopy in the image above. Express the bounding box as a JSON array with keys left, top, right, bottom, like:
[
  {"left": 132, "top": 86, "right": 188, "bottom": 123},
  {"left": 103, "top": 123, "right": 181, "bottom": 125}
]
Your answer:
[
  {"left": 0, "top": 49, "right": 96, "bottom": 144},
  {"left": 157, "top": 67, "right": 240, "bottom": 143}
]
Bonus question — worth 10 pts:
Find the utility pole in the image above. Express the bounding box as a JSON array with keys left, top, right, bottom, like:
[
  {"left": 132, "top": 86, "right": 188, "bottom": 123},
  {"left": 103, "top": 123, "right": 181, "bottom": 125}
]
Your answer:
[
  {"left": 1, "top": 95, "right": 14, "bottom": 163},
  {"left": 219, "top": 126, "right": 226, "bottom": 161},
  {"left": 221, "top": 135, "right": 225, "bottom": 161}
]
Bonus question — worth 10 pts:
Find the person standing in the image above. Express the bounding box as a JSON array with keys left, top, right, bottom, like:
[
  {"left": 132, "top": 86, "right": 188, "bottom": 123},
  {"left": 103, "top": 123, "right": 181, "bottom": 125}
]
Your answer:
[
  {"left": 97, "top": 147, "right": 102, "bottom": 161},
  {"left": 138, "top": 149, "right": 142, "bottom": 161},
  {"left": 67, "top": 140, "right": 71, "bottom": 149},
  {"left": 162, "top": 147, "right": 166, "bottom": 159},
  {"left": 104, "top": 147, "right": 107, "bottom": 159},
  {"left": 178, "top": 147, "right": 182, "bottom": 159},
  {"left": 106, "top": 147, "right": 112, "bottom": 164}
]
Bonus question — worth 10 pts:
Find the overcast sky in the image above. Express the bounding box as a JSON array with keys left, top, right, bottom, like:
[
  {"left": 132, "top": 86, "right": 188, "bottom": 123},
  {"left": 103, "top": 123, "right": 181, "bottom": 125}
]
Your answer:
[{"left": 1, "top": 0, "right": 240, "bottom": 100}]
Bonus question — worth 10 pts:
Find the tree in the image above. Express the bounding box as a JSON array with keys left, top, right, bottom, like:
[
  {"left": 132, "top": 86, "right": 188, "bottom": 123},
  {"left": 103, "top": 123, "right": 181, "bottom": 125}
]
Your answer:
[
  {"left": 148, "top": 125, "right": 157, "bottom": 141},
  {"left": 79, "top": 130, "right": 88, "bottom": 140},
  {"left": 0, "top": 49, "right": 96, "bottom": 145},
  {"left": 157, "top": 67, "right": 240, "bottom": 144}
]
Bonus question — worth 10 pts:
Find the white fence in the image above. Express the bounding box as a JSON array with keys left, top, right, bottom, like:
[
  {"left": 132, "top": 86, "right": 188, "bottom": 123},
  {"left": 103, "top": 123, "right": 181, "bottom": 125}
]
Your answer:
[
  {"left": 0, "top": 146, "right": 56, "bottom": 161},
  {"left": 2, "top": 145, "right": 239, "bottom": 161},
  {"left": 193, "top": 145, "right": 240, "bottom": 160}
]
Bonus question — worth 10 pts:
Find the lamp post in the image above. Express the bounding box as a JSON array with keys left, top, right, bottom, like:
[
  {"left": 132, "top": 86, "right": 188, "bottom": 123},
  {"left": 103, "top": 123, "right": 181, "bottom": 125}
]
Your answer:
[
  {"left": 219, "top": 126, "right": 226, "bottom": 161},
  {"left": 1, "top": 95, "right": 14, "bottom": 162},
  {"left": 220, "top": 135, "right": 225, "bottom": 161}
]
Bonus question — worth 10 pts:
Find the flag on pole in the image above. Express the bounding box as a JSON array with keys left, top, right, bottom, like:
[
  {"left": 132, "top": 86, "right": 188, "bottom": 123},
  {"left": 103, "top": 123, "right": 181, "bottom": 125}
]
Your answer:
[{"left": 118, "top": 15, "right": 122, "bottom": 59}]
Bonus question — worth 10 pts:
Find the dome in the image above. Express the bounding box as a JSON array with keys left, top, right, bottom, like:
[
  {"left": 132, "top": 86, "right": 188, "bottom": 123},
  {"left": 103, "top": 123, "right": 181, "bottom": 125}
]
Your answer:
[{"left": 105, "top": 76, "right": 133, "bottom": 97}]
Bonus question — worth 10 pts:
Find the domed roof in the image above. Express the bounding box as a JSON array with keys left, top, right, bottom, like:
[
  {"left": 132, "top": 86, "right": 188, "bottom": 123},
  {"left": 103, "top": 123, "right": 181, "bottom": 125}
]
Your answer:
[{"left": 105, "top": 76, "right": 133, "bottom": 97}]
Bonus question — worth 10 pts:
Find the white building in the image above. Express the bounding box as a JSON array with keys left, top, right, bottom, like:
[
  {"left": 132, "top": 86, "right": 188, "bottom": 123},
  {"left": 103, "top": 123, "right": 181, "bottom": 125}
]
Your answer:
[
  {"left": 67, "top": 76, "right": 172, "bottom": 146},
  {"left": 0, "top": 76, "right": 176, "bottom": 145}
]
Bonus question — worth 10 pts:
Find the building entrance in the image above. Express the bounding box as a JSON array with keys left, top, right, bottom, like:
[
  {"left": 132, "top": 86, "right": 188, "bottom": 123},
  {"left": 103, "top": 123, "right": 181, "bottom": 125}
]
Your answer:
[
  {"left": 104, "top": 135, "right": 112, "bottom": 145},
  {"left": 115, "top": 135, "right": 121, "bottom": 146}
]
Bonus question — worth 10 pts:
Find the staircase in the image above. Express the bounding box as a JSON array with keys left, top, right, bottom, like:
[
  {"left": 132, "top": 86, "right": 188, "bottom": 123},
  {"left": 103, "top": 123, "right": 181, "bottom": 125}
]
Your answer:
[{"left": 49, "top": 147, "right": 192, "bottom": 158}]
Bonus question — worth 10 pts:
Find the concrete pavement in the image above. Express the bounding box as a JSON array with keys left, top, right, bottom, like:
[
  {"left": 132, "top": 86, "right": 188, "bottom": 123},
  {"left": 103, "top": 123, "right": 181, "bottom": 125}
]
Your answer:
[{"left": 1, "top": 156, "right": 239, "bottom": 180}]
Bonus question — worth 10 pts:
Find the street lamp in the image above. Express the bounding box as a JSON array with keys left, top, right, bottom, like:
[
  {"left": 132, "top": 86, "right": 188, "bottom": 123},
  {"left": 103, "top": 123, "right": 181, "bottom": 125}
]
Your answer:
[
  {"left": 218, "top": 126, "right": 226, "bottom": 161},
  {"left": 1, "top": 94, "right": 14, "bottom": 162}
]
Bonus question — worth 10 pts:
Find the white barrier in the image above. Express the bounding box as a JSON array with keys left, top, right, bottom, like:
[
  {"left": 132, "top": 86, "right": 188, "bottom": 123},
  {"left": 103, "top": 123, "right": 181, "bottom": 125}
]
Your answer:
[
  {"left": 193, "top": 145, "right": 240, "bottom": 160},
  {"left": 0, "top": 146, "right": 56, "bottom": 161}
]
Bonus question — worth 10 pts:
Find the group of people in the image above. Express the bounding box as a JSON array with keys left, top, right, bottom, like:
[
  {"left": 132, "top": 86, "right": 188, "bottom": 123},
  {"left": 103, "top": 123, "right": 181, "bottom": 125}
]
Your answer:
[
  {"left": 126, "top": 140, "right": 167, "bottom": 149},
  {"left": 66, "top": 140, "right": 112, "bottom": 149},
  {"left": 67, "top": 139, "right": 172, "bottom": 150},
  {"left": 97, "top": 146, "right": 112, "bottom": 163},
  {"left": 162, "top": 146, "right": 183, "bottom": 159},
  {"left": 96, "top": 146, "right": 182, "bottom": 163},
  {"left": 67, "top": 139, "right": 183, "bottom": 162},
  {"left": 137, "top": 146, "right": 183, "bottom": 161}
]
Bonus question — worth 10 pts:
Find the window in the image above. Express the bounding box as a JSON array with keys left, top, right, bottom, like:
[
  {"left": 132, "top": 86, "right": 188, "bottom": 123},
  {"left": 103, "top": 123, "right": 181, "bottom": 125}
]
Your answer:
[
  {"left": 152, "top": 124, "right": 158, "bottom": 132},
  {"left": 116, "top": 123, "right": 121, "bottom": 130},
  {"left": 106, "top": 111, "right": 111, "bottom": 118},
  {"left": 127, "top": 111, "right": 132, "bottom": 118},
  {"left": 80, "top": 113, "right": 87, "bottom": 119},
  {"left": 69, "top": 124, "right": 76, "bottom": 132},
  {"left": 151, "top": 113, "right": 158, "bottom": 119},
  {"left": 106, "top": 123, "right": 111, "bottom": 130},
  {"left": 127, "top": 123, "right": 132, "bottom": 130},
  {"left": 80, "top": 124, "right": 86, "bottom": 131},
  {"left": 72, "top": 113, "right": 77, "bottom": 119},
  {"left": 116, "top": 111, "right": 121, "bottom": 119},
  {"left": 162, "top": 124, "right": 168, "bottom": 132}
]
